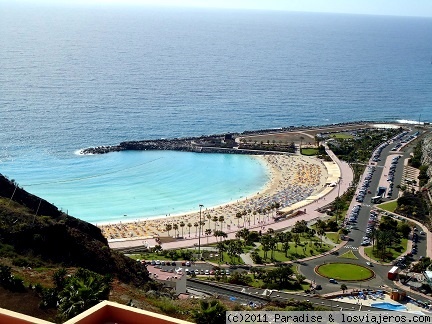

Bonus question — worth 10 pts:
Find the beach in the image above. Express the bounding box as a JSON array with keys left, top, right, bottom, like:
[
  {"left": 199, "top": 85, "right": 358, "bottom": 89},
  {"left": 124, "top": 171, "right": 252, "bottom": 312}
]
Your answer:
[{"left": 98, "top": 154, "right": 330, "bottom": 241}]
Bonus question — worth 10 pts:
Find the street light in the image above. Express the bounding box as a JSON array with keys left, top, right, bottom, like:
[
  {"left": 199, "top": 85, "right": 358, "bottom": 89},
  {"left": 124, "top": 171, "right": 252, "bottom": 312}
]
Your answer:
[
  {"left": 336, "top": 177, "right": 342, "bottom": 224},
  {"left": 198, "top": 204, "right": 204, "bottom": 259}
]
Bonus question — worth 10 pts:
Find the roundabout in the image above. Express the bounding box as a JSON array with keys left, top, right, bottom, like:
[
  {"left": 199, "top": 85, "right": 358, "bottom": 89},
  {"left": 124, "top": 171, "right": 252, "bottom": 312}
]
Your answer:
[{"left": 315, "top": 263, "right": 374, "bottom": 281}]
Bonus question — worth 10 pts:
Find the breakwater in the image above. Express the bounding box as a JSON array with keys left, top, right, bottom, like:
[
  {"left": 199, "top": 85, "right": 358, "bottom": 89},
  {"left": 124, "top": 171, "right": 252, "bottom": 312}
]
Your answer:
[{"left": 79, "top": 121, "right": 396, "bottom": 155}]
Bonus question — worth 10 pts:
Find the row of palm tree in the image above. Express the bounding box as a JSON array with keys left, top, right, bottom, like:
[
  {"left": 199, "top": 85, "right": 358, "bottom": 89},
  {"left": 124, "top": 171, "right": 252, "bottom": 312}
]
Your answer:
[
  {"left": 163, "top": 200, "right": 283, "bottom": 239},
  {"left": 164, "top": 216, "right": 227, "bottom": 238}
]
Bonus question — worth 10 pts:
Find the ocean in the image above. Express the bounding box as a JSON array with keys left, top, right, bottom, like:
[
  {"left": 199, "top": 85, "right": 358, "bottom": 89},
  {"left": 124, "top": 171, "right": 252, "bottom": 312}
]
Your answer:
[{"left": 1, "top": 4, "right": 432, "bottom": 223}]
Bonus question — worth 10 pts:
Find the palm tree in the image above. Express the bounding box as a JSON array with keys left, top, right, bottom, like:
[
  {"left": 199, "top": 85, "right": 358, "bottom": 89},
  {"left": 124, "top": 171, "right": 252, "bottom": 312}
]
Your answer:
[
  {"left": 235, "top": 212, "right": 242, "bottom": 228},
  {"left": 207, "top": 213, "right": 212, "bottom": 230},
  {"left": 173, "top": 224, "right": 179, "bottom": 237},
  {"left": 218, "top": 216, "right": 224, "bottom": 231},
  {"left": 269, "top": 237, "right": 277, "bottom": 260},
  {"left": 58, "top": 269, "right": 111, "bottom": 321},
  {"left": 216, "top": 241, "right": 226, "bottom": 262},
  {"left": 200, "top": 220, "right": 206, "bottom": 236},
  {"left": 292, "top": 233, "right": 301, "bottom": 252},
  {"left": 317, "top": 228, "right": 325, "bottom": 246},
  {"left": 205, "top": 228, "right": 212, "bottom": 243},
  {"left": 165, "top": 224, "right": 172, "bottom": 236},
  {"left": 192, "top": 299, "right": 227, "bottom": 324},
  {"left": 299, "top": 136, "right": 304, "bottom": 152},
  {"left": 180, "top": 221, "right": 185, "bottom": 238},
  {"left": 260, "top": 234, "right": 272, "bottom": 260},
  {"left": 194, "top": 222, "right": 199, "bottom": 237},
  {"left": 187, "top": 223, "right": 192, "bottom": 237},
  {"left": 212, "top": 216, "right": 218, "bottom": 231}
]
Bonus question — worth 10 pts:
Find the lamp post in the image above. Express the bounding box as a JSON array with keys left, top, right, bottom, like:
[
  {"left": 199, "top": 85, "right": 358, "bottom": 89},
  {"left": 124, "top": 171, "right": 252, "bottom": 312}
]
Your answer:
[
  {"left": 336, "top": 177, "right": 342, "bottom": 224},
  {"left": 198, "top": 204, "right": 204, "bottom": 259}
]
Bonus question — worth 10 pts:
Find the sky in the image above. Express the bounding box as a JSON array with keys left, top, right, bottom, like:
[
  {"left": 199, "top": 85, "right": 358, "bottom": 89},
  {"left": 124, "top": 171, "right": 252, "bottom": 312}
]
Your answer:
[{"left": 3, "top": 0, "right": 432, "bottom": 17}]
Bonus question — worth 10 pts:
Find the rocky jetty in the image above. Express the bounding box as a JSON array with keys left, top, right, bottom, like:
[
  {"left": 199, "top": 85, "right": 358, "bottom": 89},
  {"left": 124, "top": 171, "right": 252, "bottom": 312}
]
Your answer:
[{"left": 80, "top": 134, "right": 237, "bottom": 155}]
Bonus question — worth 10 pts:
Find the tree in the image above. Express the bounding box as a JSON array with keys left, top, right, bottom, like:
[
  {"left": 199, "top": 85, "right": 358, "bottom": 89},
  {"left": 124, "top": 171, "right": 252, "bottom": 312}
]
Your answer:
[
  {"left": 192, "top": 299, "right": 227, "bottom": 324},
  {"left": 173, "top": 223, "right": 179, "bottom": 237},
  {"left": 187, "top": 223, "right": 192, "bottom": 237},
  {"left": 212, "top": 216, "right": 218, "bottom": 231},
  {"left": 218, "top": 216, "right": 225, "bottom": 231},
  {"left": 269, "top": 237, "right": 277, "bottom": 260},
  {"left": 216, "top": 241, "right": 226, "bottom": 262},
  {"left": 236, "top": 228, "right": 250, "bottom": 245},
  {"left": 282, "top": 232, "right": 292, "bottom": 257},
  {"left": 206, "top": 213, "right": 212, "bottom": 230},
  {"left": 165, "top": 224, "right": 172, "bottom": 236},
  {"left": 194, "top": 222, "right": 199, "bottom": 236},
  {"left": 317, "top": 228, "right": 325, "bottom": 246},
  {"left": 295, "top": 274, "right": 306, "bottom": 285},
  {"left": 260, "top": 234, "right": 272, "bottom": 260},
  {"left": 227, "top": 240, "right": 243, "bottom": 263},
  {"left": 341, "top": 283, "right": 348, "bottom": 293},
  {"left": 180, "top": 221, "right": 185, "bottom": 237},
  {"left": 292, "top": 233, "right": 301, "bottom": 252},
  {"left": 205, "top": 228, "right": 212, "bottom": 243},
  {"left": 58, "top": 269, "right": 111, "bottom": 321},
  {"left": 235, "top": 212, "right": 242, "bottom": 227},
  {"left": 293, "top": 220, "right": 308, "bottom": 236}
]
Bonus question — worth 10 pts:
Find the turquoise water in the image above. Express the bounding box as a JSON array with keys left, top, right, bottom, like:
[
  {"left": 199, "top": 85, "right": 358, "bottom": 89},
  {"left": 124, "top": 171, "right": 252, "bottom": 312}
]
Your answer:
[
  {"left": 371, "top": 302, "right": 407, "bottom": 311},
  {"left": 1, "top": 151, "right": 268, "bottom": 224}
]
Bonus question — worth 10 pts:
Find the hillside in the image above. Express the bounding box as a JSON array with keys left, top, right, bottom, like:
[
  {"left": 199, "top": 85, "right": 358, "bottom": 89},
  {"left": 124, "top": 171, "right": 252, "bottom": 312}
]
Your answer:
[{"left": 0, "top": 174, "right": 149, "bottom": 286}]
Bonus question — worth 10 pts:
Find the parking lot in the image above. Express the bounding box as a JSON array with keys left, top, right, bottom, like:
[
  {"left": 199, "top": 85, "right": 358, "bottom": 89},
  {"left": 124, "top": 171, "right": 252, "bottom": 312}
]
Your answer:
[{"left": 143, "top": 259, "right": 250, "bottom": 277}]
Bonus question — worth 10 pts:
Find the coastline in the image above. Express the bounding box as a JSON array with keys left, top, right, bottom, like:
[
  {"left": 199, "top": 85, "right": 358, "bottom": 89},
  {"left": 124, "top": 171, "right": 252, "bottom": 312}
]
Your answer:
[{"left": 98, "top": 153, "right": 330, "bottom": 241}]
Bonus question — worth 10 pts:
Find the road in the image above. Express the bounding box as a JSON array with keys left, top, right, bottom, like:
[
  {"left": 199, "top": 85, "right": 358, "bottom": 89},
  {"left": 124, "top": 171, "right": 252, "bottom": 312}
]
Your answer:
[{"left": 298, "top": 128, "right": 429, "bottom": 295}]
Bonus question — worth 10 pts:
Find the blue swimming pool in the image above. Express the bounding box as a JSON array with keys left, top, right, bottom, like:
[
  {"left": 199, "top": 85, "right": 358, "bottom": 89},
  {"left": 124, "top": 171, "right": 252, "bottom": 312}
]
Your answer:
[{"left": 371, "top": 302, "right": 407, "bottom": 311}]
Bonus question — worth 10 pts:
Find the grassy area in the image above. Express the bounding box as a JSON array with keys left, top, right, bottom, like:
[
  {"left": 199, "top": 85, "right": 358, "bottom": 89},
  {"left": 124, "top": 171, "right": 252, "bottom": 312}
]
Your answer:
[
  {"left": 378, "top": 201, "right": 398, "bottom": 212},
  {"left": 338, "top": 250, "right": 358, "bottom": 260},
  {"left": 363, "top": 238, "right": 408, "bottom": 262},
  {"left": 316, "top": 263, "right": 374, "bottom": 281},
  {"left": 256, "top": 239, "right": 331, "bottom": 262},
  {"left": 329, "top": 133, "right": 354, "bottom": 139},
  {"left": 207, "top": 252, "right": 244, "bottom": 265},
  {"left": 325, "top": 232, "right": 341, "bottom": 244},
  {"left": 301, "top": 148, "right": 319, "bottom": 156}
]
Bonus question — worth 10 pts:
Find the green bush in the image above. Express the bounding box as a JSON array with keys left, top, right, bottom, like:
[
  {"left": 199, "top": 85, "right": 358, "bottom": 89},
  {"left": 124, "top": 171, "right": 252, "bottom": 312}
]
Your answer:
[{"left": 12, "top": 256, "right": 42, "bottom": 268}]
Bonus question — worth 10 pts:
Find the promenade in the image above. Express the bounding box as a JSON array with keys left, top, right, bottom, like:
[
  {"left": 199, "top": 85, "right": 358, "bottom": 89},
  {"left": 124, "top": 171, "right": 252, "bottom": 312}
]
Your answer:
[{"left": 109, "top": 147, "right": 354, "bottom": 250}]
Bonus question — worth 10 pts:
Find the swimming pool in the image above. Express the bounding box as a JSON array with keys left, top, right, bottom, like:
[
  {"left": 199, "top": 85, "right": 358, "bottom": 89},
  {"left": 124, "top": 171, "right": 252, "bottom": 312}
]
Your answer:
[{"left": 371, "top": 302, "right": 407, "bottom": 311}]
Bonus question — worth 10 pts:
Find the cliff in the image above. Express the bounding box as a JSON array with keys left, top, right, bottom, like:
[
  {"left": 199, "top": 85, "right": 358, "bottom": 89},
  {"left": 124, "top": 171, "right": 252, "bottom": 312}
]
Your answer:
[{"left": 0, "top": 174, "right": 149, "bottom": 286}]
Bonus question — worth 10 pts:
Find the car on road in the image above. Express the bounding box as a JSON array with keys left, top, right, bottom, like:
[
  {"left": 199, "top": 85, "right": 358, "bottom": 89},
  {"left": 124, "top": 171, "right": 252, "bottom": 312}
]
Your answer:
[
  {"left": 366, "top": 262, "right": 372, "bottom": 266},
  {"left": 329, "top": 278, "right": 338, "bottom": 284}
]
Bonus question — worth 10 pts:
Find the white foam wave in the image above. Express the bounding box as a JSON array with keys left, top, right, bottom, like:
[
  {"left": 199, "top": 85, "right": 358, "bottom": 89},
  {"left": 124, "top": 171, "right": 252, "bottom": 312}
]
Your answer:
[
  {"left": 74, "top": 149, "right": 92, "bottom": 156},
  {"left": 396, "top": 119, "right": 423, "bottom": 125}
]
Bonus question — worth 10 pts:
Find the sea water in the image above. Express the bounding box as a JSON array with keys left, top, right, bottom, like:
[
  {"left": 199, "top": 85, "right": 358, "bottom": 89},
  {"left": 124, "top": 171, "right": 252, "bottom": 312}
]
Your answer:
[
  {"left": 1, "top": 150, "right": 268, "bottom": 224},
  {"left": 1, "top": 4, "right": 432, "bottom": 223}
]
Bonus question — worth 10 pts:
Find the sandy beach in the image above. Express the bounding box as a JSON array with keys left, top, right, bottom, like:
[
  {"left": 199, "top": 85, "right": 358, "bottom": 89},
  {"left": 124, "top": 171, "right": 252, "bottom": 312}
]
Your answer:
[{"left": 98, "top": 154, "right": 330, "bottom": 241}]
